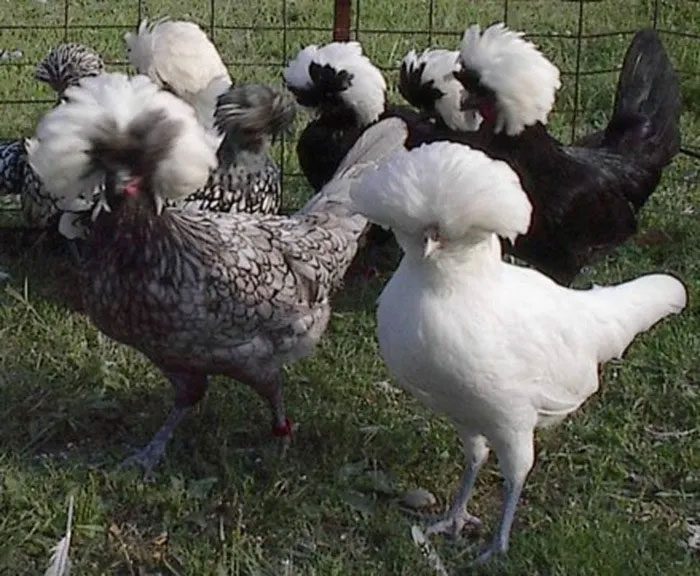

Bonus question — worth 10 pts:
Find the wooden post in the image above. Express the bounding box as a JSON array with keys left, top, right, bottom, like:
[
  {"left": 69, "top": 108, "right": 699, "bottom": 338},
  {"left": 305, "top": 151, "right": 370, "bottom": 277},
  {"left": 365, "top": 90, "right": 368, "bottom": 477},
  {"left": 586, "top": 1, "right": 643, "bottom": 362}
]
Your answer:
[{"left": 333, "top": 0, "right": 352, "bottom": 41}]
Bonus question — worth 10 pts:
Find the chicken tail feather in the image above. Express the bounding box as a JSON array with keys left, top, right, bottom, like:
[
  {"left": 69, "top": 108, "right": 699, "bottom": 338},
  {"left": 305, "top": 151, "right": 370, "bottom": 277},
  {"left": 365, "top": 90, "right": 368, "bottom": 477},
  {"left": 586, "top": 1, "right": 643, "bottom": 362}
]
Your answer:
[
  {"left": 603, "top": 29, "right": 681, "bottom": 204},
  {"left": 588, "top": 273, "right": 687, "bottom": 363}
]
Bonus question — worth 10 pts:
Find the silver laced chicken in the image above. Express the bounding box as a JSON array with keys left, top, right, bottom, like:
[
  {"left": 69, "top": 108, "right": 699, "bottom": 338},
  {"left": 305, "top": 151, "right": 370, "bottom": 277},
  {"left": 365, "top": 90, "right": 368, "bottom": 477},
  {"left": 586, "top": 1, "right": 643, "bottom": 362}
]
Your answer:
[
  {"left": 126, "top": 18, "right": 293, "bottom": 218},
  {"left": 27, "top": 72, "right": 407, "bottom": 474}
]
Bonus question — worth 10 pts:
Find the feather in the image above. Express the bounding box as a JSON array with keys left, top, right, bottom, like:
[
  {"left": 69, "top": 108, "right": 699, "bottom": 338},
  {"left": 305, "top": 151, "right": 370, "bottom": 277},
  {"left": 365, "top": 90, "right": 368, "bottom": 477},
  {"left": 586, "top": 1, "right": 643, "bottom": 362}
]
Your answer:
[
  {"left": 35, "top": 43, "right": 104, "bottom": 96},
  {"left": 352, "top": 141, "right": 532, "bottom": 244},
  {"left": 284, "top": 41, "right": 386, "bottom": 126},
  {"left": 28, "top": 72, "right": 216, "bottom": 205},
  {"left": 457, "top": 23, "right": 561, "bottom": 135},
  {"left": 44, "top": 496, "right": 74, "bottom": 576},
  {"left": 399, "top": 48, "right": 481, "bottom": 132},
  {"left": 125, "top": 18, "right": 230, "bottom": 104}
]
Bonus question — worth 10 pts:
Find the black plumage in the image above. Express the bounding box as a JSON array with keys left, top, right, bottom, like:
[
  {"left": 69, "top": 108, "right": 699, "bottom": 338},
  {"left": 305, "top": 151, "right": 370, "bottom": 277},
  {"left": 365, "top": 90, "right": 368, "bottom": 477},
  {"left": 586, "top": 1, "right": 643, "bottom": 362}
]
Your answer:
[
  {"left": 285, "top": 42, "right": 431, "bottom": 192},
  {"left": 284, "top": 43, "right": 437, "bottom": 275},
  {"left": 403, "top": 29, "right": 681, "bottom": 284}
]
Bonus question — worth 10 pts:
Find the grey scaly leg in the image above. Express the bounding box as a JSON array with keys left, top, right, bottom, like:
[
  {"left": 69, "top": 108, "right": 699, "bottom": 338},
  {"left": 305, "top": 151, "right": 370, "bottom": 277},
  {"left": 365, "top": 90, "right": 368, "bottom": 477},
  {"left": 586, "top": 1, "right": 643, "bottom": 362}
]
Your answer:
[
  {"left": 473, "top": 430, "right": 534, "bottom": 565},
  {"left": 427, "top": 434, "right": 489, "bottom": 537},
  {"left": 119, "top": 406, "right": 191, "bottom": 476}
]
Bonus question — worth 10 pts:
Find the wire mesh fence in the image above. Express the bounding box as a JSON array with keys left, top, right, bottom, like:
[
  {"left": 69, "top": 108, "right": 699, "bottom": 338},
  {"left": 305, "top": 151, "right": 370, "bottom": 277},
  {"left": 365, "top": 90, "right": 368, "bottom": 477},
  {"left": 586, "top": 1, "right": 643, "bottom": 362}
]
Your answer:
[{"left": 0, "top": 0, "right": 697, "bottom": 196}]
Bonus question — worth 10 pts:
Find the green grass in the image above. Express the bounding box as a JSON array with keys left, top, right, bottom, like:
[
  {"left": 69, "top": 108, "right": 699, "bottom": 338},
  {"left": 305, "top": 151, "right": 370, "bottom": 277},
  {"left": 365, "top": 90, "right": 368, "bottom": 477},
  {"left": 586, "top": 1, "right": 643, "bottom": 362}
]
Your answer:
[{"left": 0, "top": 1, "right": 698, "bottom": 574}]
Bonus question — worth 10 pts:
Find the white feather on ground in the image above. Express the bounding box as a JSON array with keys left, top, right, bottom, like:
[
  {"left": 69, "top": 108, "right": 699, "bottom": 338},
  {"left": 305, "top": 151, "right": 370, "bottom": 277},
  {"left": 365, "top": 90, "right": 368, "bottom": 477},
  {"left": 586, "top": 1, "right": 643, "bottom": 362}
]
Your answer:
[{"left": 44, "top": 496, "right": 74, "bottom": 576}]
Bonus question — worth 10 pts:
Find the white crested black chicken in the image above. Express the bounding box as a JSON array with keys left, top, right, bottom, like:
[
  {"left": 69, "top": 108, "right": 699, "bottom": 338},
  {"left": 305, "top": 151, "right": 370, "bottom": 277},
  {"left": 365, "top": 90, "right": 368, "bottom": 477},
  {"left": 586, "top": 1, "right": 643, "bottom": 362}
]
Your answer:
[
  {"left": 399, "top": 25, "right": 681, "bottom": 284},
  {"left": 284, "top": 41, "right": 433, "bottom": 274},
  {"left": 284, "top": 40, "right": 429, "bottom": 192},
  {"left": 27, "top": 72, "right": 407, "bottom": 474}
]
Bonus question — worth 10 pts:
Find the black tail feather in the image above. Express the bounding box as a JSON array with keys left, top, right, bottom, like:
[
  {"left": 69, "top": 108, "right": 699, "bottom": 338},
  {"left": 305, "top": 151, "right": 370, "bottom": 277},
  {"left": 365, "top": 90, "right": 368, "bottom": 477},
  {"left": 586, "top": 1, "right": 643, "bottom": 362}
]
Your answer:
[{"left": 603, "top": 29, "right": 681, "bottom": 171}]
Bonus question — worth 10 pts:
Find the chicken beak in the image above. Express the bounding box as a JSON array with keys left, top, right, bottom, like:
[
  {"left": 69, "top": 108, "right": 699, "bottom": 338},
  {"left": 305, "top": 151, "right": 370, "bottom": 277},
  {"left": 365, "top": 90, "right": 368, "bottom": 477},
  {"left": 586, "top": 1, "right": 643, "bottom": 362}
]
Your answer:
[{"left": 423, "top": 235, "right": 441, "bottom": 259}]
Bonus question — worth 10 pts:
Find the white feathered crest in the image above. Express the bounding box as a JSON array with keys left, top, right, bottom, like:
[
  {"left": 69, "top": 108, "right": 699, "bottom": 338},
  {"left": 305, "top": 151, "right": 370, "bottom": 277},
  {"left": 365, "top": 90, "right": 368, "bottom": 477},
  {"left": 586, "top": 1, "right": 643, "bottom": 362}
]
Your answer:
[
  {"left": 351, "top": 141, "right": 532, "bottom": 244},
  {"left": 283, "top": 44, "right": 318, "bottom": 90},
  {"left": 403, "top": 48, "right": 482, "bottom": 132},
  {"left": 284, "top": 41, "right": 386, "bottom": 126},
  {"left": 125, "top": 18, "right": 231, "bottom": 101},
  {"left": 44, "top": 496, "right": 74, "bottom": 576},
  {"left": 458, "top": 23, "right": 561, "bottom": 135},
  {"left": 27, "top": 72, "right": 217, "bottom": 207}
]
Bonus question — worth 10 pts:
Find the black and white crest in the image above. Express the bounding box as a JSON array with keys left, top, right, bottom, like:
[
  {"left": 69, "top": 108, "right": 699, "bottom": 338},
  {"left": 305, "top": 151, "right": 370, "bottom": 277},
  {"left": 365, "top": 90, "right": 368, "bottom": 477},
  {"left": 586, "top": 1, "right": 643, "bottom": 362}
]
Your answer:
[{"left": 35, "top": 43, "right": 105, "bottom": 95}]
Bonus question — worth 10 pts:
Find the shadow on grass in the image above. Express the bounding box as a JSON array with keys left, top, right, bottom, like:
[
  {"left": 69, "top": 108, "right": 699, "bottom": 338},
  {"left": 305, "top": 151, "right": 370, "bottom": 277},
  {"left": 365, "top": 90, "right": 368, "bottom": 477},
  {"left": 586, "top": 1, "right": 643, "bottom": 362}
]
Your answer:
[{"left": 0, "top": 225, "right": 84, "bottom": 313}]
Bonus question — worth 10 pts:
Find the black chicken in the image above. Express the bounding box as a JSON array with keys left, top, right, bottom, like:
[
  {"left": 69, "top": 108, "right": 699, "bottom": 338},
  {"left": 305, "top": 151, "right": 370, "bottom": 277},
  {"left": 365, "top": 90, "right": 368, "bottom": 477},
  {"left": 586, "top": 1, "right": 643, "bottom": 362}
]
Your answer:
[
  {"left": 27, "top": 72, "right": 408, "bottom": 473},
  {"left": 400, "top": 25, "right": 681, "bottom": 284},
  {"left": 283, "top": 41, "right": 431, "bottom": 274},
  {"left": 284, "top": 40, "right": 430, "bottom": 192}
]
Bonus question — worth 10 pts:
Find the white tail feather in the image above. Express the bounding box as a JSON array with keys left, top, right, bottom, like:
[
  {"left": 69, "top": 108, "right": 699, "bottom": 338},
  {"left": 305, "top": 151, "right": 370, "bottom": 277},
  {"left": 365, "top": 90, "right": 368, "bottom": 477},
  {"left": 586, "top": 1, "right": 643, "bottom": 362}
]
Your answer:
[
  {"left": 44, "top": 496, "right": 74, "bottom": 576},
  {"left": 586, "top": 274, "right": 687, "bottom": 363}
]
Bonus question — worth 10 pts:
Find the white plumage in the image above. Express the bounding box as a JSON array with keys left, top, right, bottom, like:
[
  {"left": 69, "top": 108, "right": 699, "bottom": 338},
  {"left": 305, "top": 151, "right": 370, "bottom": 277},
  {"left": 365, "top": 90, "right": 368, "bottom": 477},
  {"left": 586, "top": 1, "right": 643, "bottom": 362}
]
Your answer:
[
  {"left": 352, "top": 141, "right": 531, "bottom": 245},
  {"left": 125, "top": 18, "right": 232, "bottom": 132},
  {"left": 458, "top": 23, "right": 561, "bottom": 135},
  {"left": 284, "top": 41, "right": 386, "bottom": 126},
  {"left": 27, "top": 73, "right": 216, "bottom": 206},
  {"left": 402, "top": 48, "right": 482, "bottom": 131},
  {"left": 282, "top": 44, "right": 318, "bottom": 89},
  {"left": 351, "top": 141, "right": 687, "bottom": 564}
]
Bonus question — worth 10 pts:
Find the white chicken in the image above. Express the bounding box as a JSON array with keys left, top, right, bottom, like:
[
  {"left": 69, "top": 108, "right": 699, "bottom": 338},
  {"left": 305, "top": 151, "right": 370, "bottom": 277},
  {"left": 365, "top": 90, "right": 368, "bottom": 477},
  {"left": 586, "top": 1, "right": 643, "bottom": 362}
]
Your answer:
[{"left": 350, "top": 142, "right": 687, "bottom": 564}]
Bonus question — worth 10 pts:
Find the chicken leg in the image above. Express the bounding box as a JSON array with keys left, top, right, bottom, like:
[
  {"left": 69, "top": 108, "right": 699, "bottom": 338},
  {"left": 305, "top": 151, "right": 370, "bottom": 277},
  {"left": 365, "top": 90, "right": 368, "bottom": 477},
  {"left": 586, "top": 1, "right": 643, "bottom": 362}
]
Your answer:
[
  {"left": 240, "top": 369, "right": 294, "bottom": 456},
  {"left": 119, "top": 406, "right": 191, "bottom": 475},
  {"left": 119, "top": 371, "right": 209, "bottom": 475},
  {"left": 474, "top": 429, "right": 534, "bottom": 565},
  {"left": 427, "top": 434, "right": 489, "bottom": 537}
]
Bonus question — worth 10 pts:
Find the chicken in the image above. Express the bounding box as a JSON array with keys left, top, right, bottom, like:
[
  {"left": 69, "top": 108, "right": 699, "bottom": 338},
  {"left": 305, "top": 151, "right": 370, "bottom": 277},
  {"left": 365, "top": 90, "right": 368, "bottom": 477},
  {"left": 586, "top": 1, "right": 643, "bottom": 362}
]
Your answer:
[
  {"left": 35, "top": 42, "right": 106, "bottom": 100},
  {"left": 284, "top": 40, "right": 428, "bottom": 192},
  {"left": 179, "top": 84, "right": 296, "bottom": 215},
  {"left": 0, "top": 139, "right": 27, "bottom": 197},
  {"left": 27, "top": 71, "right": 408, "bottom": 474},
  {"left": 126, "top": 18, "right": 293, "bottom": 217},
  {"left": 284, "top": 41, "right": 432, "bottom": 275},
  {"left": 125, "top": 18, "right": 231, "bottom": 133},
  {"left": 399, "top": 48, "right": 482, "bottom": 133},
  {"left": 0, "top": 43, "right": 105, "bottom": 227},
  {"left": 399, "top": 25, "right": 681, "bottom": 284},
  {"left": 350, "top": 141, "right": 687, "bottom": 564}
]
